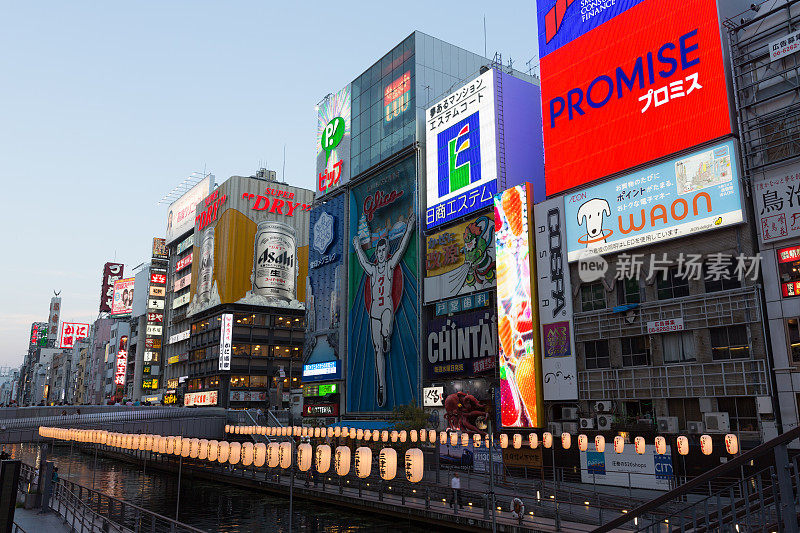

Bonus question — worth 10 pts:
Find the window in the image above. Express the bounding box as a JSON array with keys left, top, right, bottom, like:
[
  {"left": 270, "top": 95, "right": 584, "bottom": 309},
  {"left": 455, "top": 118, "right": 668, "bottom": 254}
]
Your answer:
[
  {"left": 788, "top": 319, "right": 800, "bottom": 363},
  {"left": 251, "top": 344, "right": 267, "bottom": 357},
  {"left": 230, "top": 375, "right": 249, "bottom": 388},
  {"left": 710, "top": 326, "right": 750, "bottom": 360},
  {"left": 616, "top": 278, "right": 642, "bottom": 305},
  {"left": 621, "top": 336, "right": 650, "bottom": 367},
  {"left": 232, "top": 344, "right": 250, "bottom": 357},
  {"left": 273, "top": 346, "right": 301, "bottom": 358},
  {"left": 584, "top": 340, "right": 610, "bottom": 369},
  {"left": 717, "top": 397, "right": 758, "bottom": 432},
  {"left": 662, "top": 332, "right": 696, "bottom": 363},
  {"left": 704, "top": 263, "right": 741, "bottom": 293},
  {"left": 250, "top": 375, "right": 268, "bottom": 388},
  {"left": 657, "top": 268, "right": 689, "bottom": 300},
  {"left": 581, "top": 282, "right": 606, "bottom": 312}
]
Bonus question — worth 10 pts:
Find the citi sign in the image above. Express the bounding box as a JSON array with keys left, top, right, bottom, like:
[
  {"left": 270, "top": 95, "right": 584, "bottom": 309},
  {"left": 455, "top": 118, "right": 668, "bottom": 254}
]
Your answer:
[{"left": 548, "top": 29, "right": 701, "bottom": 128}]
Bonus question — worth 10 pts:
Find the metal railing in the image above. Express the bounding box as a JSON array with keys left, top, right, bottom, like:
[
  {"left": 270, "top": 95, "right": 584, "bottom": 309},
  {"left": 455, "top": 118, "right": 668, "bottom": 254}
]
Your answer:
[
  {"left": 593, "top": 425, "right": 800, "bottom": 532},
  {"left": 18, "top": 463, "right": 205, "bottom": 533}
]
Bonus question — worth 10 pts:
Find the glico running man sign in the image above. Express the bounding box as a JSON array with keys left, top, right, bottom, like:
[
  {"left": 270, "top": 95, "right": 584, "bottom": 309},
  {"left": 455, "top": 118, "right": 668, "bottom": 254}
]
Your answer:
[{"left": 536, "top": 0, "right": 732, "bottom": 195}]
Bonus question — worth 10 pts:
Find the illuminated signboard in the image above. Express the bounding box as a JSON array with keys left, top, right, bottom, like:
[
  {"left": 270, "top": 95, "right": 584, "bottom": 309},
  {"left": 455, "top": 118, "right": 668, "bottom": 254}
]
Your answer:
[
  {"left": 240, "top": 188, "right": 311, "bottom": 217},
  {"left": 302, "top": 403, "right": 339, "bottom": 417},
  {"left": 564, "top": 140, "right": 743, "bottom": 262},
  {"left": 142, "top": 378, "right": 159, "bottom": 390},
  {"left": 168, "top": 355, "right": 180, "bottom": 365},
  {"left": 110, "top": 278, "right": 135, "bottom": 316},
  {"left": 146, "top": 324, "right": 163, "bottom": 336},
  {"left": 173, "top": 272, "right": 191, "bottom": 292},
  {"left": 219, "top": 313, "right": 233, "bottom": 371},
  {"left": 302, "top": 361, "right": 340, "bottom": 383},
  {"left": 384, "top": 71, "right": 411, "bottom": 123},
  {"left": 147, "top": 312, "right": 163, "bottom": 323},
  {"left": 425, "top": 70, "right": 497, "bottom": 229},
  {"left": 148, "top": 298, "right": 165, "bottom": 310},
  {"left": 166, "top": 175, "right": 213, "bottom": 244},
  {"left": 150, "top": 272, "right": 166, "bottom": 285},
  {"left": 303, "top": 383, "right": 339, "bottom": 397},
  {"left": 149, "top": 286, "right": 166, "bottom": 297},
  {"left": 30, "top": 322, "right": 48, "bottom": 347},
  {"left": 176, "top": 234, "right": 194, "bottom": 255},
  {"left": 59, "top": 322, "right": 90, "bottom": 349},
  {"left": 172, "top": 293, "right": 191, "bottom": 309},
  {"left": 152, "top": 237, "right": 167, "bottom": 260},
  {"left": 167, "top": 379, "right": 179, "bottom": 388},
  {"left": 163, "top": 390, "right": 178, "bottom": 405},
  {"left": 99, "top": 262, "right": 124, "bottom": 313},
  {"left": 494, "top": 184, "right": 544, "bottom": 428},
  {"left": 114, "top": 335, "right": 128, "bottom": 386},
  {"left": 316, "top": 84, "right": 351, "bottom": 196},
  {"left": 175, "top": 253, "right": 192, "bottom": 272},
  {"left": 168, "top": 330, "right": 190, "bottom": 344},
  {"left": 536, "top": 0, "right": 732, "bottom": 195},
  {"left": 184, "top": 390, "right": 218, "bottom": 407},
  {"left": 779, "top": 245, "right": 800, "bottom": 263},
  {"left": 196, "top": 189, "right": 228, "bottom": 231}
]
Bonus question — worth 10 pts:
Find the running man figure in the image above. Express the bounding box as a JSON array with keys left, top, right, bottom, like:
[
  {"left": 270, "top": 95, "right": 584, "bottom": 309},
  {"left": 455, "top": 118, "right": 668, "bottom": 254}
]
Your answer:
[{"left": 352, "top": 213, "right": 416, "bottom": 407}]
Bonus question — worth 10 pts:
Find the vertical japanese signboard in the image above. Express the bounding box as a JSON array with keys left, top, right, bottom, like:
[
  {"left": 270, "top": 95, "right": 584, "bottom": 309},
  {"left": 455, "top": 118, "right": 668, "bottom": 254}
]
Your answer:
[
  {"left": 48, "top": 296, "right": 61, "bottom": 344},
  {"left": 100, "top": 262, "right": 124, "bottom": 313},
  {"left": 754, "top": 164, "right": 800, "bottom": 245},
  {"left": 316, "top": 85, "right": 351, "bottom": 197},
  {"left": 114, "top": 335, "right": 128, "bottom": 387},
  {"left": 534, "top": 197, "right": 578, "bottom": 401},
  {"left": 494, "top": 184, "right": 543, "bottom": 428},
  {"left": 219, "top": 313, "right": 233, "bottom": 371}
]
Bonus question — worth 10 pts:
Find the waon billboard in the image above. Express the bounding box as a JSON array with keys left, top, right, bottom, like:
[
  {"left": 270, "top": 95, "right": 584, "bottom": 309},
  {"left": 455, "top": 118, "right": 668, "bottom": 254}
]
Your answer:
[{"left": 537, "top": 0, "right": 732, "bottom": 195}]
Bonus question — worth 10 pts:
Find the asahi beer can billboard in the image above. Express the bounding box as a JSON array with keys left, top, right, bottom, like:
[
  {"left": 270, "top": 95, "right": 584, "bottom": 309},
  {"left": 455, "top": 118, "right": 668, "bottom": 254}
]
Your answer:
[
  {"left": 198, "top": 227, "right": 215, "bottom": 303},
  {"left": 253, "top": 221, "right": 297, "bottom": 300}
]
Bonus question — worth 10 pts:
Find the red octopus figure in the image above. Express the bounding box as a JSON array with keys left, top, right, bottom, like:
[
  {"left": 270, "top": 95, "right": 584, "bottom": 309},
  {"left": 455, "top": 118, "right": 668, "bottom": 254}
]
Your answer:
[{"left": 444, "top": 392, "right": 488, "bottom": 436}]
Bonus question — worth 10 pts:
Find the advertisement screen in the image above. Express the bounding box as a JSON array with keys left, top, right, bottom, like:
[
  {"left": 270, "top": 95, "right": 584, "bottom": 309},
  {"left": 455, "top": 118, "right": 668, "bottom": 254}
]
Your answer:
[
  {"left": 533, "top": 197, "right": 578, "bottom": 401},
  {"left": 347, "top": 156, "right": 419, "bottom": 412},
  {"left": 425, "top": 70, "right": 497, "bottom": 229},
  {"left": 99, "top": 262, "right": 124, "bottom": 313},
  {"left": 494, "top": 184, "right": 543, "bottom": 428},
  {"left": 424, "top": 212, "right": 495, "bottom": 303},
  {"left": 316, "top": 84, "right": 351, "bottom": 197},
  {"left": 564, "top": 140, "right": 743, "bottom": 262},
  {"left": 537, "top": 0, "right": 732, "bottom": 195},
  {"left": 110, "top": 278, "right": 135, "bottom": 316},
  {"left": 59, "top": 322, "right": 90, "bottom": 349},
  {"left": 425, "top": 309, "right": 497, "bottom": 379},
  {"left": 305, "top": 194, "right": 345, "bottom": 370},
  {"left": 187, "top": 176, "right": 312, "bottom": 317},
  {"left": 166, "top": 175, "right": 213, "bottom": 244}
]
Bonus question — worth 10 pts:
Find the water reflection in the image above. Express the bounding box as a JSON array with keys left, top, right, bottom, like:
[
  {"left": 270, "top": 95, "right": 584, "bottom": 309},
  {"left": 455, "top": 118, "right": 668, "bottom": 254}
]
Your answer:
[{"left": 7, "top": 443, "right": 421, "bottom": 532}]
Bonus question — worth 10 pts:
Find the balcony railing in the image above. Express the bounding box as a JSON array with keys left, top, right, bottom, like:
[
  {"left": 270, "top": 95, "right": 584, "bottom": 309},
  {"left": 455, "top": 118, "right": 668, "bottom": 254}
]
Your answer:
[
  {"left": 579, "top": 359, "right": 770, "bottom": 400},
  {"left": 574, "top": 286, "right": 761, "bottom": 341}
]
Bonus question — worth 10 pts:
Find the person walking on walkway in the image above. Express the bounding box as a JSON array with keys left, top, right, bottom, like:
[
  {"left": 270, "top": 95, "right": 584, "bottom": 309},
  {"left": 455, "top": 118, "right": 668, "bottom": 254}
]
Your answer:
[{"left": 450, "top": 473, "right": 462, "bottom": 509}]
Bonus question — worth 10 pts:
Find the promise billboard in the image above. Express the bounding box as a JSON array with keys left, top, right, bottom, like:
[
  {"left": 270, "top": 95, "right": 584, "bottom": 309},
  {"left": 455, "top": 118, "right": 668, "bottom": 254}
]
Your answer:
[{"left": 537, "top": 0, "right": 732, "bottom": 195}]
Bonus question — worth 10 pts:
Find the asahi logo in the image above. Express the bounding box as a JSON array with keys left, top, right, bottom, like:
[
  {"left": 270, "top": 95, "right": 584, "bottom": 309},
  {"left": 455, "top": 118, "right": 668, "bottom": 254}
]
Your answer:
[
  {"left": 547, "top": 207, "right": 565, "bottom": 317},
  {"left": 258, "top": 243, "right": 295, "bottom": 268}
]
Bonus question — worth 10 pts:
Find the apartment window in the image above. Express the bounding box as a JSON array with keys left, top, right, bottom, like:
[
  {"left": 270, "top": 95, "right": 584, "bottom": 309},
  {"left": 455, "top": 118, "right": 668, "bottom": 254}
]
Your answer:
[
  {"left": 662, "top": 331, "right": 696, "bottom": 363},
  {"left": 616, "top": 278, "right": 642, "bottom": 305},
  {"left": 621, "top": 336, "right": 650, "bottom": 367},
  {"left": 717, "top": 397, "right": 758, "bottom": 432},
  {"left": 584, "top": 340, "right": 610, "bottom": 369},
  {"left": 710, "top": 326, "right": 750, "bottom": 360},
  {"left": 657, "top": 268, "right": 689, "bottom": 300},
  {"left": 581, "top": 282, "right": 606, "bottom": 312},
  {"left": 704, "top": 262, "right": 741, "bottom": 293},
  {"left": 787, "top": 319, "right": 800, "bottom": 363}
]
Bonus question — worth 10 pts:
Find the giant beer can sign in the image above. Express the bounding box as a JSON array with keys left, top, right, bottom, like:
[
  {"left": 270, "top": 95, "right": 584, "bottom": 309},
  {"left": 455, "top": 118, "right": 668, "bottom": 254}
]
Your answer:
[{"left": 253, "top": 221, "right": 297, "bottom": 300}]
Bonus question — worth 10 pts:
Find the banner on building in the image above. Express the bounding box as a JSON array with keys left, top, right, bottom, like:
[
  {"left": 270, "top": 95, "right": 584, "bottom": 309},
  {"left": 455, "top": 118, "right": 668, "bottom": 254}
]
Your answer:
[
  {"left": 347, "top": 156, "right": 419, "bottom": 412},
  {"left": 534, "top": 197, "right": 578, "bottom": 401},
  {"left": 166, "top": 175, "right": 213, "bottom": 244},
  {"left": 110, "top": 278, "right": 135, "bottom": 316},
  {"left": 754, "top": 164, "right": 800, "bottom": 244},
  {"left": 99, "top": 262, "right": 124, "bottom": 313},
  {"left": 580, "top": 445, "right": 674, "bottom": 491},
  {"left": 316, "top": 85, "right": 351, "bottom": 197},
  {"left": 219, "top": 313, "right": 233, "bottom": 371},
  {"left": 59, "top": 322, "right": 90, "bottom": 349},
  {"left": 564, "top": 140, "right": 743, "bottom": 262},
  {"left": 424, "top": 213, "right": 495, "bottom": 303}
]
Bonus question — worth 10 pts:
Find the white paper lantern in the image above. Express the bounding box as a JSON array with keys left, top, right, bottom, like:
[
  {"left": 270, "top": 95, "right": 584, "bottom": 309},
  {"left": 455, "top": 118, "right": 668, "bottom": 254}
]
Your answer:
[
  {"left": 700, "top": 435, "right": 713, "bottom": 455},
  {"left": 474, "top": 434, "right": 482, "bottom": 448},
  {"left": 725, "top": 434, "right": 739, "bottom": 455},
  {"left": 242, "top": 442, "right": 254, "bottom": 466},
  {"left": 500, "top": 434, "right": 508, "bottom": 448},
  {"left": 399, "top": 430, "right": 407, "bottom": 443},
  {"left": 613, "top": 436, "right": 625, "bottom": 454},
  {"left": 181, "top": 439, "right": 191, "bottom": 458},
  {"left": 228, "top": 442, "right": 242, "bottom": 465},
  {"left": 158, "top": 436, "right": 168, "bottom": 455},
  {"left": 356, "top": 429, "right": 364, "bottom": 441},
  {"left": 297, "top": 443, "right": 312, "bottom": 471},
  {"left": 316, "top": 444, "right": 331, "bottom": 473},
  {"left": 405, "top": 448, "right": 423, "bottom": 483},
  {"left": 561, "top": 432, "right": 571, "bottom": 450},
  {"left": 392, "top": 430, "right": 400, "bottom": 443},
  {"left": 513, "top": 434, "right": 522, "bottom": 449},
  {"left": 677, "top": 436, "right": 689, "bottom": 456},
  {"left": 314, "top": 427, "right": 321, "bottom": 438},
  {"left": 355, "top": 447, "right": 372, "bottom": 478},
  {"left": 410, "top": 430, "right": 418, "bottom": 442},
  {"left": 450, "top": 432, "right": 458, "bottom": 446},
  {"left": 335, "top": 446, "right": 351, "bottom": 476},
  {"left": 428, "top": 430, "right": 436, "bottom": 443},
  {"left": 634, "top": 436, "right": 646, "bottom": 455},
  {"left": 254, "top": 443, "right": 266, "bottom": 467},
  {"left": 267, "top": 443, "right": 280, "bottom": 468},
  {"left": 655, "top": 436, "right": 667, "bottom": 455},
  {"left": 529, "top": 433, "right": 539, "bottom": 449},
  {"left": 379, "top": 448, "right": 397, "bottom": 480},
  {"left": 461, "top": 433, "right": 469, "bottom": 447},
  {"left": 334, "top": 426, "right": 341, "bottom": 438},
  {"left": 207, "top": 440, "right": 219, "bottom": 461},
  {"left": 327, "top": 427, "right": 335, "bottom": 438},
  {"left": 188, "top": 438, "right": 200, "bottom": 458},
  {"left": 543, "top": 432, "right": 553, "bottom": 449},
  {"left": 218, "top": 441, "right": 231, "bottom": 463},
  {"left": 578, "top": 434, "right": 588, "bottom": 452},
  {"left": 279, "top": 442, "right": 292, "bottom": 469},
  {"left": 197, "top": 439, "right": 209, "bottom": 460},
  {"left": 594, "top": 435, "right": 605, "bottom": 453}
]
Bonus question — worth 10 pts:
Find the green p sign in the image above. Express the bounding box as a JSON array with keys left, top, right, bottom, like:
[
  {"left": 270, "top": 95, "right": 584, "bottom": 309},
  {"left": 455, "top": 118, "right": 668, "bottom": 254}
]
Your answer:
[{"left": 321, "top": 116, "right": 345, "bottom": 164}]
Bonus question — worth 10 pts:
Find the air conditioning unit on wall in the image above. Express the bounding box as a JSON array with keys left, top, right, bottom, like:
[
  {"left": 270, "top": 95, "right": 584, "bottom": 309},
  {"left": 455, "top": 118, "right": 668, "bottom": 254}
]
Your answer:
[
  {"left": 597, "top": 414, "right": 614, "bottom": 431},
  {"left": 595, "top": 400, "right": 614, "bottom": 413},
  {"left": 704, "top": 412, "right": 731, "bottom": 433},
  {"left": 657, "top": 417, "right": 678, "bottom": 434},
  {"left": 562, "top": 407, "right": 579, "bottom": 420},
  {"left": 580, "top": 417, "right": 595, "bottom": 429},
  {"left": 688, "top": 421, "right": 705, "bottom": 434}
]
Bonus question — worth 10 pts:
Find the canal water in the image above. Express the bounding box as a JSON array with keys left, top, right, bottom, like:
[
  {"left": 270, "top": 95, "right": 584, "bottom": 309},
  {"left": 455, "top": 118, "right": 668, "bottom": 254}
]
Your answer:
[{"left": 7, "top": 442, "right": 425, "bottom": 532}]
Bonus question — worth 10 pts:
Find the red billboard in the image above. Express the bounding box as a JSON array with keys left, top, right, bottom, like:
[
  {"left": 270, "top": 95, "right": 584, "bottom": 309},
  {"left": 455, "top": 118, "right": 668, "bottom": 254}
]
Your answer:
[
  {"left": 539, "top": 0, "right": 732, "bottom": 195},
  {"left": 99, "top": 262, "right": 124, "bottom": 313},
  {"left": 59, "top": 322, "right": 90, "bottom": 349}
]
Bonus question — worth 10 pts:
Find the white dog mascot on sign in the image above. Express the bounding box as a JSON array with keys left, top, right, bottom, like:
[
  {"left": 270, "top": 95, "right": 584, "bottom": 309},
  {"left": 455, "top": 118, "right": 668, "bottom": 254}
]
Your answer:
[{"left": 576, "top": 198, "right": 611, "bottom": 250}]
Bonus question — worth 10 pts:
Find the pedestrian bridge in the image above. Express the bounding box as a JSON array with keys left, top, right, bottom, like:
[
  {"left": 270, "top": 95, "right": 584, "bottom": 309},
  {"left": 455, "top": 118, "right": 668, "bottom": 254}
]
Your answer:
[{"left": 0, "top": 406, "right": 226, "bottom": 444}]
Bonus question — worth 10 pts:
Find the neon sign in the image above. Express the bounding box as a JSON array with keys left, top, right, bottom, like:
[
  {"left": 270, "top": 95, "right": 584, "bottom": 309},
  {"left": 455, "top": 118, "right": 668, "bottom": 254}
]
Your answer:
[{"left": 384, "top": 71, "right": 410, "bottom": 123}]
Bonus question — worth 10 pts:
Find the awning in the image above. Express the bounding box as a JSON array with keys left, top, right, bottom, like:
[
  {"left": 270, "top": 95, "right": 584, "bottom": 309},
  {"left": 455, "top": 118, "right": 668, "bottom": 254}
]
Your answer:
[{"left": 327, "top": 420, "right": 394, "bottom": 430}]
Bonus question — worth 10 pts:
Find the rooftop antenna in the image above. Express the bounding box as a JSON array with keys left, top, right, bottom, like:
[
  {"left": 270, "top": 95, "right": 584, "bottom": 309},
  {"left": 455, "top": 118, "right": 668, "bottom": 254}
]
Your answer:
[
  {"left": 483, "top": 16, "right": 487, "bottom": 58},
  {"left": 282, "top": 144, "right": 286, "bottom": 181}
]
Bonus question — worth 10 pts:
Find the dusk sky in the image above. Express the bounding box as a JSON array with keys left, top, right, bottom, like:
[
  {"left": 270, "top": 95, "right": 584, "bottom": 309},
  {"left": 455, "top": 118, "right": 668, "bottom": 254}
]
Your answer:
[{"left": 0, "top": 1, "right": 539, "bottom": 367}]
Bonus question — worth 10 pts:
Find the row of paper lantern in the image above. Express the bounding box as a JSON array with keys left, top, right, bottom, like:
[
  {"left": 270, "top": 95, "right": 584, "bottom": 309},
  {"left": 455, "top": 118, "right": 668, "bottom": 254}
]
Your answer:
[
  {"left": 225, "top": 425, "right": 739, "bottom": 456},
  {"left": 38, "top": 427, "right": 424, "bottom": 482}
]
